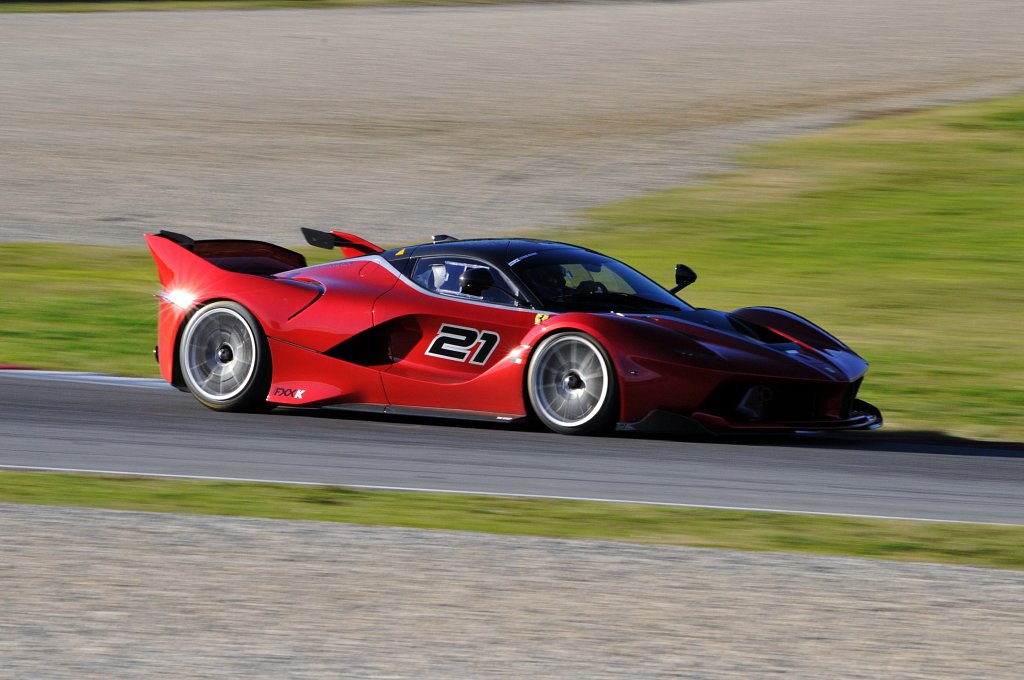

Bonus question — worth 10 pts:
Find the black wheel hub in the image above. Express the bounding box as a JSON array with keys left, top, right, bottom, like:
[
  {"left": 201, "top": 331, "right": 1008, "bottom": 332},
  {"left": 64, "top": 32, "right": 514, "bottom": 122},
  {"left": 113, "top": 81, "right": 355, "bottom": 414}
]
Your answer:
[
  {"left": 217, "top": 345, "right": 234, "bottom": 364},
  {"left": 563, "top": 373, "right": 584, "bottom": 390}
]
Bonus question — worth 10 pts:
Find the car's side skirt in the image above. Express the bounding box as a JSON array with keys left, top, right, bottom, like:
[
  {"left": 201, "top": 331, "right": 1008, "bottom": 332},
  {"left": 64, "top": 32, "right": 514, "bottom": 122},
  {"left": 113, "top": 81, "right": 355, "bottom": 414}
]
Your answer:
[{"left": 318, "top": 403, "right": 528, "bottom": 424}]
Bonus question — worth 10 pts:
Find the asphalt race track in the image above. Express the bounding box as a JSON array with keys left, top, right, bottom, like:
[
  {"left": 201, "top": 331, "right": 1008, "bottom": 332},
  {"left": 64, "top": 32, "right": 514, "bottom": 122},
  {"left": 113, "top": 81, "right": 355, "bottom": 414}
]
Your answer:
[{"left": 2, "top": 371, "right": 1021, "bottom": 525}]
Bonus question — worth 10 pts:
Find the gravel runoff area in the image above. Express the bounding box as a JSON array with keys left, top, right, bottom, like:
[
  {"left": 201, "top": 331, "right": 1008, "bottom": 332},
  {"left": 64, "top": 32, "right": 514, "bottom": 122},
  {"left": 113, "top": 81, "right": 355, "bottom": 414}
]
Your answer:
[
  {"left": 2, "top": 0, "right": 1024, "bottom": 246},
  {"left": 1, "top": 504, "right": 1022, "bottom": 679}
]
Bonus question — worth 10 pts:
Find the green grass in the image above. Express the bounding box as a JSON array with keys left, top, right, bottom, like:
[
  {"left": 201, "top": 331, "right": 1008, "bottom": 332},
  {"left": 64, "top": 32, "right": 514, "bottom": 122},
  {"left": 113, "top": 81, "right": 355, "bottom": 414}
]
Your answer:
[
  {"left": 2, "top": 470, "right": 1022, "bottom": 569},
  {"left": 2, "top": 96, "right": 1023, "bottom": 440},
  {"left": 0, "top": 0, "right": 545, "bottom": 12},
  {"left": 0, "top": 243, "right": 159, "bottom": 376},
  {"left": 0, "top": 243, "right": 332, "bottom": 376},
  {"left": 550, "top": 96, "right": 1024, "bottom": 441}
]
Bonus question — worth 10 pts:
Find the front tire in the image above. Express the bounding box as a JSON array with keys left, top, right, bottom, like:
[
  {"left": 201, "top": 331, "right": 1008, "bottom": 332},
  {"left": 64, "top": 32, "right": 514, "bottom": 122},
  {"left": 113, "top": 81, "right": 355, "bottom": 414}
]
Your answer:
[
  {"left": 527, "top": 332, "right": 618, "bottom": 435},
  {"left": 178, "top": 301, "right": 273, "bottom": 412}
]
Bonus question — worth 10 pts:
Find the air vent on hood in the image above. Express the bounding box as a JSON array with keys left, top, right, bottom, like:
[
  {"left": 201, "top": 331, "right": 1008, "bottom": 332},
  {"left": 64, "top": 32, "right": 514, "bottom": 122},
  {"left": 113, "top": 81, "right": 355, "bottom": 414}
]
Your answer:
[{"left": 727, "top": 316, "right": 791, "bottom": 345}]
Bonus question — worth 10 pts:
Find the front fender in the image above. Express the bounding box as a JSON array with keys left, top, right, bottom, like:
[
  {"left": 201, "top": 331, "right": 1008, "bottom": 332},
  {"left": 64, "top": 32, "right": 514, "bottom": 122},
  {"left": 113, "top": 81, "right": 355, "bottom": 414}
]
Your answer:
[{"left": 519, "top": 313, "right": 727, "bottom": 423}]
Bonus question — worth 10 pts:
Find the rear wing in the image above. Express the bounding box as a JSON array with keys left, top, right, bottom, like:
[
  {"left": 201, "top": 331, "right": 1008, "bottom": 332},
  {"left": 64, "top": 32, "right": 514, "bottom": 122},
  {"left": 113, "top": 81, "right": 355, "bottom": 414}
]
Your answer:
[
  {"left": 301, "top": 228, "right": 384, "bottom": 259},
  {"left": 153, "top": 230, "right": 307, "bottom": 277},
  {"left": 147, "top": 228, "right": 385, "bottom": 286}
]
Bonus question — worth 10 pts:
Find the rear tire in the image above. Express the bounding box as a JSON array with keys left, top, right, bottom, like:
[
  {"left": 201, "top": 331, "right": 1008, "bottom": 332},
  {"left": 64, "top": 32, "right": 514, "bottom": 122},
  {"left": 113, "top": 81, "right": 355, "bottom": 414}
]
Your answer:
[
  {"left": 527, "top": 332, "right": 618, "bottom": 435},
  {"left": 178, "top": 301, "right": 273, "bottom": 412}
]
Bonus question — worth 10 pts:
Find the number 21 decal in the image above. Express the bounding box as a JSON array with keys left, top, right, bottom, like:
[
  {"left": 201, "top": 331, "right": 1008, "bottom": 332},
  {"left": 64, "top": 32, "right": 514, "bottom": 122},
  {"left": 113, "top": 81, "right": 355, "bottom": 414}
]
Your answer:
[{"left": 426, "top": 324, "right": 501, "bottom": 365}]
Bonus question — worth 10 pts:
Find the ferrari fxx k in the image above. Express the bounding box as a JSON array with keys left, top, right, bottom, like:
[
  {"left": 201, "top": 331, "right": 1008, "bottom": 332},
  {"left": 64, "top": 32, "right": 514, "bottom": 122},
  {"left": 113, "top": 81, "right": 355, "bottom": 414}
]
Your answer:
[{"left": 146, "top": 229, "right": 882, "bottom": 435}]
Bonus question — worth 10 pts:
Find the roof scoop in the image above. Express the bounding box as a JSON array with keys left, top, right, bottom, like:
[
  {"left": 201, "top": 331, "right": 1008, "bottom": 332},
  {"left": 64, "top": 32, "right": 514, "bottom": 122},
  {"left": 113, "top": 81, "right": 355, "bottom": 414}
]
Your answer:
[{"left": 432, "top": 234, "right": 458, "bottom": 244}]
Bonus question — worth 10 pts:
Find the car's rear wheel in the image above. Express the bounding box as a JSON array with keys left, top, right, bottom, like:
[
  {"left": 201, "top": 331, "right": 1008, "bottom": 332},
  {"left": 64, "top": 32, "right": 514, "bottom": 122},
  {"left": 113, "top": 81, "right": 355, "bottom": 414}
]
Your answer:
[
  {"left": 179, "top": 301, "right": 273, "bottom": 412},
  {"left": 527, "top": 332, "right": 618, "bottom": 435}
]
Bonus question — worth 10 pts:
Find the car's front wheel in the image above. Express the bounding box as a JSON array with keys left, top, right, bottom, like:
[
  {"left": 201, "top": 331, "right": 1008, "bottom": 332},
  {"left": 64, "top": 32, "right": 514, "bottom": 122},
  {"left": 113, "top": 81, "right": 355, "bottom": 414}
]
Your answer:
[
  {"left": 527, "top": 332, "right": 618, "bottom": 435},
  {"left": 178, "top": 301, "right": 273, "bottom": 412}
]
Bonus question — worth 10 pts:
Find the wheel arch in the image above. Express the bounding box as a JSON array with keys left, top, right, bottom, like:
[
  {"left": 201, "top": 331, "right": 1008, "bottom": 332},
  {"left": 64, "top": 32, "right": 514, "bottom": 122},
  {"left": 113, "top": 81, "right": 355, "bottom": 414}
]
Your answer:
[
  {"left": 520, "top": 324, "right": 625, "bottom": 429},
  {"left": 520, "top": 314, "right": 693, "bottom": 425},
  {"left": 176, "top": 298, "right": 278, "bottom": 411},
  {"left": 172, "top": 296, "right": 273, "bottom": 392}
]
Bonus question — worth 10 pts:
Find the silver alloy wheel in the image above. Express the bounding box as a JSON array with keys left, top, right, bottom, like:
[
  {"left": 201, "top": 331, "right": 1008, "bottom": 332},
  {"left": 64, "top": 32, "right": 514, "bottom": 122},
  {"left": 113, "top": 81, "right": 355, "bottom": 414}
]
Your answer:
[
  {"left": 530, "top": 334, "right": 610, "bottom": 429},
  {"left": 181, "top": 306, "right": 258, "bottom": 402}
]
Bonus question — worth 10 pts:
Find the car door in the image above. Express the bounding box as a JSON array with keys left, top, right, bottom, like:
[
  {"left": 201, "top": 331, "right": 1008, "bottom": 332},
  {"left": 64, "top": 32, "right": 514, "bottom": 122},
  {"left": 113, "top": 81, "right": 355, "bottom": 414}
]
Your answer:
[{"left": 373, "top": 255, "right": 540, "bottom": 417}]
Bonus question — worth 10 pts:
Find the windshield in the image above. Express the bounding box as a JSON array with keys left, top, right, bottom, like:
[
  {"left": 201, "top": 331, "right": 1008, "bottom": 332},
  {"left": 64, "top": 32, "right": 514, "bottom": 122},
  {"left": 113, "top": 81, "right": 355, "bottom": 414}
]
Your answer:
[{"left": 512, "top": 249, "right": 692, "bottom": 313}]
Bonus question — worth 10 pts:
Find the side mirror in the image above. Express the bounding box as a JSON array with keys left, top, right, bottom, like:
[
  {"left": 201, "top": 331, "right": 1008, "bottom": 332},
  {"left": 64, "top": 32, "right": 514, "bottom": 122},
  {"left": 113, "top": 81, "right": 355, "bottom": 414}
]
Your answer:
[
  {"left": 670, "top": 264, "right": 697, "bottom": 294},
  {"left": 459, "top": 267, "right": 495, "bottom": 296}
]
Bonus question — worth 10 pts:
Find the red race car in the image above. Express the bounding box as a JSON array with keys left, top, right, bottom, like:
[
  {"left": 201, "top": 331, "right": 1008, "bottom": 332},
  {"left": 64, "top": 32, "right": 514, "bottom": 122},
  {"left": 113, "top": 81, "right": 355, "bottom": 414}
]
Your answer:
[{"left": 146, "top": 229, "right": 882, "bottom": 435}]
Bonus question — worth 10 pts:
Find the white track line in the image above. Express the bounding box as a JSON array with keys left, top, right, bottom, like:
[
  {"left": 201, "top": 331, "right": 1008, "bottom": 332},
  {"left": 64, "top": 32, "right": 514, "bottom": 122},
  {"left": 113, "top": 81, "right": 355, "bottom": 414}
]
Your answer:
[
  {"left": 1, "top": 463, "right": 1016, "bottom": 526},
  {"left": 0, "top": 370, "right": 171, "bottom": 390}
]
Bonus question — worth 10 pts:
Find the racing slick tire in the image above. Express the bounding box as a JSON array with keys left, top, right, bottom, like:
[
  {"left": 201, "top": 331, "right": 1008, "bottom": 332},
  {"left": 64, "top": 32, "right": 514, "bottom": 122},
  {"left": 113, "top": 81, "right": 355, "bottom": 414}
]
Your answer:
[
  {"left": 178, "top": 301, "right": 274, "bottom": 412},
  {"left": 527, "top": 332, "right": 619, "bottom": 435}
]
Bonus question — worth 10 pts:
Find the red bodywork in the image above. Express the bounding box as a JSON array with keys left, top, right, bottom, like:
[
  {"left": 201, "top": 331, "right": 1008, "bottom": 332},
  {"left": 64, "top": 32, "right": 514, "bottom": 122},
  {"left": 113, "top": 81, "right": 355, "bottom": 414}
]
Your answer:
[{"left": 146, "top": 232, "right": 881, "bottom": 433}]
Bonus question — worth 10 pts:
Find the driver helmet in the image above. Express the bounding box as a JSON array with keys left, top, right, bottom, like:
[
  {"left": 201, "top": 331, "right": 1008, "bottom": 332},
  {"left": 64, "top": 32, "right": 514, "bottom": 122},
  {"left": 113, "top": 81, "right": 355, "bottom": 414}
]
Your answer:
[{"left": 528, "top": 264, "right": 573, "bottom": 299}]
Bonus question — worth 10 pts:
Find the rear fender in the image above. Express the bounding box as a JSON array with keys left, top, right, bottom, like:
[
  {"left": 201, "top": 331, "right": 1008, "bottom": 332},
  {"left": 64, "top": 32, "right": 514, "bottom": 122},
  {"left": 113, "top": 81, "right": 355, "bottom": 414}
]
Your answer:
[{"left": 146, "top": 234, "right": 322, "bottom": 385}]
